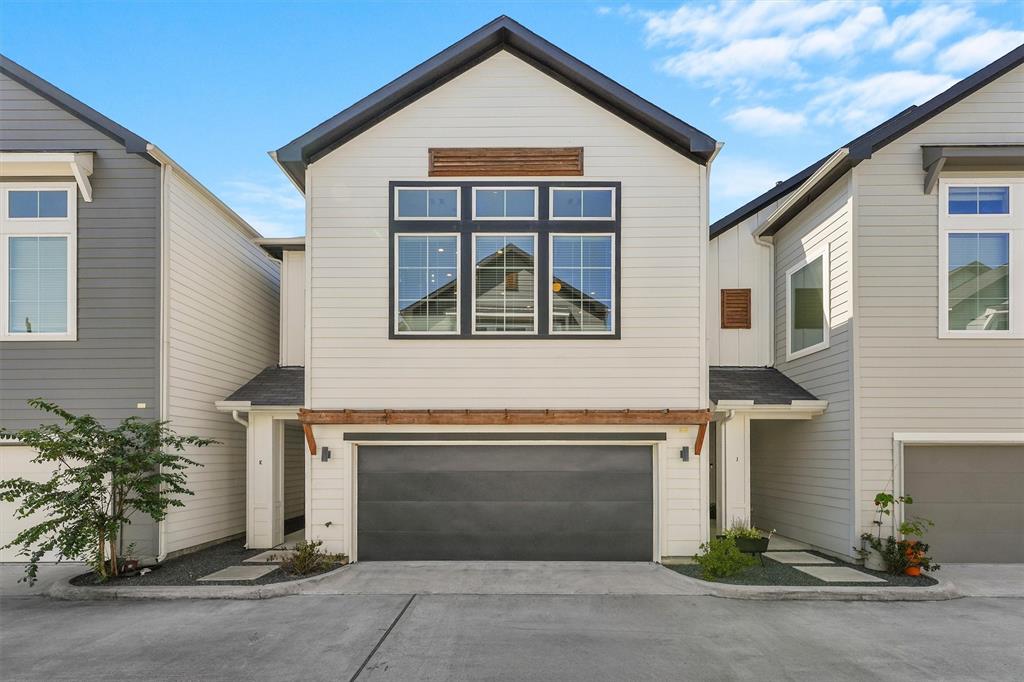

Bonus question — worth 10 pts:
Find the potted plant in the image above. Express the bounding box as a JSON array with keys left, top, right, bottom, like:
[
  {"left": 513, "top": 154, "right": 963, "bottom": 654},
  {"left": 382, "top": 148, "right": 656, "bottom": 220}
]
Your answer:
[
  {"left": 857, "top": 492, "right": 911, "bottom": 571},
  {"left": 718, "top": 518, "right": 772, "bottom": 554},
  {"left": 898, "top": 518, "right": 939, "bottom": 577}
]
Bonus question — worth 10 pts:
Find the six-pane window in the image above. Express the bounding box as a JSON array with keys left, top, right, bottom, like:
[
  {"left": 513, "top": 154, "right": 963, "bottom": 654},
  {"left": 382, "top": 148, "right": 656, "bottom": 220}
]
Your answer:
[
  {"left": 948, "top": 186, "right": 1010, "bottom": 215},
  {"left": 395, "top": 188, "right": 459, "bottom": 219},
  {"left": 396, "top": 234, "right": 459, "bottom": 333},
  {"left": 551, "top": 235, "right": 614, "bottom": 333},
  {"left": 550, "top": 188, "right": 614, "bottom": 219},
  {"left": 473, "top": 188, "right": 537, "bottom": 219},
  {"left": 947, "top": 233, "right": 1010, "bottom": 331},
  {"left": 474, "top": 234, "right": 536, "bottom": 333}
]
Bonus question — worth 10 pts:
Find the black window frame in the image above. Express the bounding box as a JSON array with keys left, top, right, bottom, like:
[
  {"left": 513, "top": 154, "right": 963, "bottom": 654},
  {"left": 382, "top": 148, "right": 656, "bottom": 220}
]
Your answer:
[{"left": 389, "top": 180, "right": 622, "bottom": 340}]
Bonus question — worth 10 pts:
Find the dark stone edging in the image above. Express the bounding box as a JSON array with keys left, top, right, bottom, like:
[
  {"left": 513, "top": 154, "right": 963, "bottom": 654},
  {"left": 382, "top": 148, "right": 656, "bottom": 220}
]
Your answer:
[{"left": 48, "top": 564, "right": 352, "bottom": 601}]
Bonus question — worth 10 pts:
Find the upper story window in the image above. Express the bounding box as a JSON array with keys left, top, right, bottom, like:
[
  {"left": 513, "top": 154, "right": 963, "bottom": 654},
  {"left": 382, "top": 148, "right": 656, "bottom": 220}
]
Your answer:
[
  {"left": 394, "top": 187, "right": 460, "bottom": 220},
  {"left": 550, "top": 187, "right": 615, "bottom": 220},
  {"left": 786, "top": 246, "right": 829, "bottom": 361},
  {"left": 1, "top": 183, "right": 77, "bottom": 341},
  {"left": 390, "top": 181, "right": 621, "bottom": 339},
  {"left": 472, "top": 187, "right": 537, "bottom": 220},
  {"left": 939, "top": 179, "right": 1021, "bottom": 338}
]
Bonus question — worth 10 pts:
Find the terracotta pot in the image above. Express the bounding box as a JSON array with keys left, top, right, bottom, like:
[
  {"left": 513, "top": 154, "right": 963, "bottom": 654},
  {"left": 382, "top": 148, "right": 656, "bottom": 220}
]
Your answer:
[{"left": 904, "top": 566, "right": 922, "bottom": 577}]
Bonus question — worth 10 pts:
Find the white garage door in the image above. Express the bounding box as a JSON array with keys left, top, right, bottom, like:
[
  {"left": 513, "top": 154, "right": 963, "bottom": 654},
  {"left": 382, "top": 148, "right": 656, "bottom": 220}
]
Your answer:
[
  {"left": 1, "top": 446, "right": 60, "bottom": 562},
  {"left": 904, "top": 445, "right": 1024, "bottom": 563}
]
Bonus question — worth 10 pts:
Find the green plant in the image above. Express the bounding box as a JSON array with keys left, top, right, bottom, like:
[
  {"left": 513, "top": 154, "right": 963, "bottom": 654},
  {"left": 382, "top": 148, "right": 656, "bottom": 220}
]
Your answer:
[
  {"left": 723, "top": 518, "right": 764, "bottom": 541},
  {"left": 871, "top": 491, "right": 913, "bottom": 542},
  {"left": 694, "top": 536, "right": 757, "bottom": 580},
  {"left": 276, "top": 540, "right": 346, "bottom": 576},
  {"left": 898, "top": 517, "right": 934, "bottom": 538},
  {"left": 0, "top": 399, "right": 214, "bottom": 584}
]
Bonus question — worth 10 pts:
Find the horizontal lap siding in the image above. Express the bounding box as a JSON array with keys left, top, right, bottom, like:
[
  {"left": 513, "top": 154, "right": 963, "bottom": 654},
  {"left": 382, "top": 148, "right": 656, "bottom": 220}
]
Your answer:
[
  {"left": 751, "top": 177, "right": 855, "bottom": 557},
  {"left": 161, "top": 171, "right": 280, "bottom": 554},
  {"left": 308, "top": 50, "right": 704, "bottom": 410},
  {"left": 855, "top": 64, "right": 1024, "bottom": 535},
  {"left": 0, "top": 72, "right": 160, "bottom": 429}
]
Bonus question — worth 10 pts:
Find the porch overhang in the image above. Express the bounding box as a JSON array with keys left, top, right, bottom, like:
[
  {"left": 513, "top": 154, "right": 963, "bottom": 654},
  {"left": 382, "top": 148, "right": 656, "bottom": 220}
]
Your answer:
[
  {"left": 922, "top": 144, "right": 1024, "bottom": 194},
  {"left": 0, "top": 151, "right": 94, "bottom": 201},
  {"left": 297, "top": 408, "right": 712, "bottom": 426},
  {"left": 712, "top": 399, "right": 828, "bottom": 420}
]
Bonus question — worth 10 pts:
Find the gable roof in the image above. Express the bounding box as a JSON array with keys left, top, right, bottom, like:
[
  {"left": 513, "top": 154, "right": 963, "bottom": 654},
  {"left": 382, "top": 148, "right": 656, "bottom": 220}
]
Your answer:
[
  {"left": 710, "top": 42, "right": 1024, "bottom": 239},
  {"left": 273, "top": 15, "right": 718, "bottom": 190},
  {"left": 0, "top": 54, "right": 152, "bottom": 157}
]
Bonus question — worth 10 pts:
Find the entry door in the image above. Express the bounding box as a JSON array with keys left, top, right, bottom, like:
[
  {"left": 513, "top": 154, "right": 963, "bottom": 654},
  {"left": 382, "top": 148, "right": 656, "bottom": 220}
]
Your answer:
[{"left": 357, "top": 445, "right": 653, "bottom": 561}]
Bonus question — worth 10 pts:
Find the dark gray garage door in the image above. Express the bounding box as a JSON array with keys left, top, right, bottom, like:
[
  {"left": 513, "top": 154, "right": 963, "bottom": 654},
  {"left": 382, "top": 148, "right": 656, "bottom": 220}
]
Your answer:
[
  {"left": 357, "top": 445, "right": 653, "bottom": 561},
  {"left": 905, "top": 445, "right": 1024, "bottom": 563}
]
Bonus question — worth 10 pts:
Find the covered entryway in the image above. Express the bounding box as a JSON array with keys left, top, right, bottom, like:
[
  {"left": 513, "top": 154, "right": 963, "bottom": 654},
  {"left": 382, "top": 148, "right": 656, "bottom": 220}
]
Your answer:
[
  {"left": 356, "top": 445, "right": 653, "bottom": 561},
  {"left": 904, "top": 444, "right": 1024, "bottom": 563}
]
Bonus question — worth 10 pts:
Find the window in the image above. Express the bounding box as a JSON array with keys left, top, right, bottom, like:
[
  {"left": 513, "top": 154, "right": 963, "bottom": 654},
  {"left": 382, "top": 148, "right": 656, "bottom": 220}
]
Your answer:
[
  {"left": 551, "top": 234, "right": 614, "bottom": 334},
  {"left": 395, "top": 234, "right": 459, "bottom": 333},
  {"left": 786, "top": 248, "right": 829, "bottom": 360},
  {"left": 940, "top": 178, "right": 1022, "bottom": 338},
  {"left": 1, "top": 183, "right": 76, "bottom": 341},
  {"left": 394, "top": 187, "right": 460, "bottom": 220},
  {"left": 473, "top": 234, "right": 536, "bottom": 333},
  {"left": 720, "top": 289, "right": 751, "bottom": 329},
  {"left": 550, "top": 187, "right": 615, "bottom": 220},
  {"left": 472, "top": 188, "right": 537, "bottom": 220}
]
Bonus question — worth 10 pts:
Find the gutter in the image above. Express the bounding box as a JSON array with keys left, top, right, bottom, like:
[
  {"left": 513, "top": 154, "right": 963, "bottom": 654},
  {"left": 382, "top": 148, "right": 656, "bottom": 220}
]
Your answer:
[
  {"left": 269, "top": 150, "right": 305, "bottom": 195},
  {"left": 755, "top": 148, "right": 849, "bottom": 238}
]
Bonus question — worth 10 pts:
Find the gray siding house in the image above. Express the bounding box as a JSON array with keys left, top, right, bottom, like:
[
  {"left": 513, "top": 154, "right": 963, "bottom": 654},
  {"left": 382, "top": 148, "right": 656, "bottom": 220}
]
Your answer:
[{"left": 0, "top": 56, "right": 280, "bottom": 562}]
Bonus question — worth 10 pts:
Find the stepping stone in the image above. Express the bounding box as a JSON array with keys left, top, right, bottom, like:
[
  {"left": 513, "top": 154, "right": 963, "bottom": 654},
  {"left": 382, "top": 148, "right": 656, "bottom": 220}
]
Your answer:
[
  {"left": 244, "top": 550, "right": 295, "bottom": 564},
  {"left": 197, "top": 565, "right": 278, "bottom": 582},
  {"left": 794, "top": 566, "right": 886, "bottom": 583},
  {"left": 764, "top": 551, "right": 833, "bottom": 565}
]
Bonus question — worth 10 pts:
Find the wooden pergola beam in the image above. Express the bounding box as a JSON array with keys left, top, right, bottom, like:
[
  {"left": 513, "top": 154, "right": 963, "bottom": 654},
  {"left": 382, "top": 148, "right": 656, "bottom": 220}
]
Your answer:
[{"left": 298, "top": 408, "right": 712, "bottom": 426}]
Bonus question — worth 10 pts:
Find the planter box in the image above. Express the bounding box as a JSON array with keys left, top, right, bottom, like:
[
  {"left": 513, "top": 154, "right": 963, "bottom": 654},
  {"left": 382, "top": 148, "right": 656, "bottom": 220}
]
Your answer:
[{"left": 716, "top": 536, "right": 770, "bottom": 554}]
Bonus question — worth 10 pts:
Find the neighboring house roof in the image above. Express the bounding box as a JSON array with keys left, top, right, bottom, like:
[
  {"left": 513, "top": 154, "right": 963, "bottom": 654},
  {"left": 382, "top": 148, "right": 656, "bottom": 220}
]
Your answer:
[
  {"left": 273, "top": 15, "right": 719, "bottom": 190},
  {"left": 710, "top": 42, "right": 1024, "bottom": 239},
  {"left": 224, "top": 366, "right": 304, "bottom": 406},
  {"left": 0, "top": 54, "right": 151, "bottom": 157},
  {"left": 709, "top": 367, "right": 818, "bottom": 405}
]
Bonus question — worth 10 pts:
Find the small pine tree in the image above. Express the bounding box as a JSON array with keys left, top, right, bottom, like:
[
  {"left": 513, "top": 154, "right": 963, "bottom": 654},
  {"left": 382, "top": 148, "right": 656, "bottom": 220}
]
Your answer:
[{"left": 0, "top": 399, "right": 214, "bottom": 584}]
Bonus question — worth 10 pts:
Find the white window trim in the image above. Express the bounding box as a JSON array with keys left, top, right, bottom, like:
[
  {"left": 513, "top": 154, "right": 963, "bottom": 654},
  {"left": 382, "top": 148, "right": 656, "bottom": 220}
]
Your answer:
[
  {"left": 940, "top": 180, "right": 1017, "bottom": 230},
  {"left": 393, "top": 232, "right": 460, "bottom": 336},
  {"left": 471, "top": 233, "right": 538, "bottom": 335},
  {"left": 470, "top": 187, "right": 539, "bottom": 221},
  {"left": 548, "top": 187, "right": 616, "bottom": 221},
  {"left": 548, "top": 232, "right": 616, "bottom": 336},
  {"left": 785, "top": 244, "right": 830, "bottom": 361},
  {"left": 393, "top": 186, "right": 461, "bottom": 221},
  {"left": 1, "top": 182, "right": 78, "bottom": 341}
]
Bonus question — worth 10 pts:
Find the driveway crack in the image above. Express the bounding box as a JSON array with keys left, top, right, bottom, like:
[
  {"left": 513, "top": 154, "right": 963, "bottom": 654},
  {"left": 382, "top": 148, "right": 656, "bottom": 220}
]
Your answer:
[{"left": 349, "top": 594, "right": 416, "bottom": 681}]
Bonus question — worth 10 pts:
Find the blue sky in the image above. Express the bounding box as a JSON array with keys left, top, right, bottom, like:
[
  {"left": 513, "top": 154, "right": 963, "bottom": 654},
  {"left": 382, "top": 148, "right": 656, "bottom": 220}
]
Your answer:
[{"left": 3, "top": 1, "right": 1021, "bottom": 236}]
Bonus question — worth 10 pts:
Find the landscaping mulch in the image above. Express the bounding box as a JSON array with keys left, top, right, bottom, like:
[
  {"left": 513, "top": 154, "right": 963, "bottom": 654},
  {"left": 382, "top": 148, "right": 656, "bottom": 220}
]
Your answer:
[
  {"left": 670, "top": 550, "right": 939, "bottom": 587},
  {"left": 69, "top": 538, "right": 341, "bottom": 588}
]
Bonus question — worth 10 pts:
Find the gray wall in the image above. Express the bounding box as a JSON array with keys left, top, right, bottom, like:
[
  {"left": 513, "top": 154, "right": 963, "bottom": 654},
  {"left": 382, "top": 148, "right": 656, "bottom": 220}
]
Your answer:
[{"left": 0, "top": 71, "right": 161, "bottom": 430}]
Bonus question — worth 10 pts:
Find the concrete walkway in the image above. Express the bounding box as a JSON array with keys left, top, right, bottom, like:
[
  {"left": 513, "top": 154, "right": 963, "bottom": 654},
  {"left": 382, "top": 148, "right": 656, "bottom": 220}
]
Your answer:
[
  {"left": 940, "top": 564, "right": 1024, "bottom": 597},
  {"left": 301, "top": 561, "right": 712, "bottom": 595}
]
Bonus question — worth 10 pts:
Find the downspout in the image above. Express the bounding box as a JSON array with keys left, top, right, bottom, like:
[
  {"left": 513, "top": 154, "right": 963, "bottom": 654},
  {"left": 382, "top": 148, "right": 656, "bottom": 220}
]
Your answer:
[
  {"left": 231, "top": 410, "right": 249, "bottom": 428},
  {"left": 753, "top": 232, "right": 775, "bottom": 367}
]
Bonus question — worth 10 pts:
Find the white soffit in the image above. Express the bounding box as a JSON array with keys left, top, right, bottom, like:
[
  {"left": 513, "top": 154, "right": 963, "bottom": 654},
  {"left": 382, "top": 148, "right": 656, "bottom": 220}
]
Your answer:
[{"left": 0, "top": 152, "right": 94, "bottom": 202}]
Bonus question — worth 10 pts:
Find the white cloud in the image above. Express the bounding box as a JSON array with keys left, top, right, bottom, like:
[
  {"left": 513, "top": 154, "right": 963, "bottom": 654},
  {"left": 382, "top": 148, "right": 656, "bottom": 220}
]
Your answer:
[
  {"left": 938, "top": 29, "right": 1024, "bottom": 72},
  {"left": 221, "top": 177, "right": 305, "bottom": 237},
  {"left": 661, "top": 37, "right": 803, "bottom": 84},
  {"left": 874, "top": 4, "right": 976, "bottom": 62},
  {"left": 725, "top": 106, "right": 807, "bottom": 135},
  {"left": 808, "top": 70, "right": 958, "bottom": 129}
]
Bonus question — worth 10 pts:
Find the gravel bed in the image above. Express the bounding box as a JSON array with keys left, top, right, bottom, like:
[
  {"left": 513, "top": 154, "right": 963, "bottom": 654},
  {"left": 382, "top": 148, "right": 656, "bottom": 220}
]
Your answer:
[
  {"left": 670, "top": 550, "right": 939, "bottom": 587},
  {"left": 69, "top": 538, "right": 341, "bottom": 587}
]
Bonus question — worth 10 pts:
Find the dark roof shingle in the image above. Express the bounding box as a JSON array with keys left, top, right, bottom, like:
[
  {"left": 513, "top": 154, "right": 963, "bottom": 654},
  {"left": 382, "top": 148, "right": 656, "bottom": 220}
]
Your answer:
[
  {"left": 710, "top": 367, "right": 817, "bottom": 405},
  {"left": 224, "top": 366, "right": 304, "bottom": 406}
]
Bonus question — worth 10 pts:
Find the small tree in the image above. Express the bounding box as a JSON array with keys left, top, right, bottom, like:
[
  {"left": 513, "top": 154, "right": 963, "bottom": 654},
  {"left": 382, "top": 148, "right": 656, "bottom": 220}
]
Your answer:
[{"left": 0, "top": 399, "right": 214, "bottom": 584}]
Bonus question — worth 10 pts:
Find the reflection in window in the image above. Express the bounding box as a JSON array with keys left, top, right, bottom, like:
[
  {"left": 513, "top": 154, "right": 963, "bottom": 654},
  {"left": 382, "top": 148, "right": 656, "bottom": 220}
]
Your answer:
[
  {"left": 474, "top": 235, "right": 536, "bottom": 332},
  {"left": 789, "top": 255, "right": 825, "bottom": 354},
  {"left": 8, "top": 190, "right": 68, "bottom": 219},
  {"left": 396, "top": 235, "right": 458, "bottom": 332},
  {"left": 8, "top": 236, "right": 68, "bottom": 333},
  {"left": 551, "top": 235, "right": 613, "bottom": 333},
  {"left": 474, "top": 188, "right": 536, "bottom": 219},
  {"left": 947, "top": 233, "right": 1009, "bottom": 331},
  {"left": 551, "top": 188, "right": 614, "bottom": 219},
  {"left": 948, "top": 186, "right": 1010, "bottom": 215},
  {"left": 395, "top": 188, "right": 459, "bottom": 219}
]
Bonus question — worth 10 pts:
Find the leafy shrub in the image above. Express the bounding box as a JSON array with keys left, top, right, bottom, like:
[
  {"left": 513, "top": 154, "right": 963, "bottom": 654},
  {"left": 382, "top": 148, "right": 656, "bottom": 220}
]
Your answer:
[
  {"left": 276, "top": 540, "right": 346, "bottom": 576},
  {"left": 694, "top": 537, "right": 757, "bottom": 580}
]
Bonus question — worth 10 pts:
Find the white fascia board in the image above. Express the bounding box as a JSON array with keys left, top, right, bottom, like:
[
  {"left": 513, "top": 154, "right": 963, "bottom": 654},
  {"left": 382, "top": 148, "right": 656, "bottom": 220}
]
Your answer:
[
  {"left": 268, "top": 150, "right": 305, "bottom": 195},
  {"left": 893, "top": 432, "right": 1024, "bottom": 445},
  {"left": 713, "top": 400, "right": 829, "bottom": 418},
  {"left": 755, "top": 148, "right": 849, "bottom": 237},
  {"left": 0, "top": 151, "right": 94, "bottom": 201},
  {"left": 214, "top": 400, "right": 253, "bottom": 412}
]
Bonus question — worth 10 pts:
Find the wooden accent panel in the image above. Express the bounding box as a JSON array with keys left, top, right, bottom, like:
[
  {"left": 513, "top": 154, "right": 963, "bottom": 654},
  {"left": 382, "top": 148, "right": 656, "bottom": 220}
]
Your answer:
[
  {"left": 720, "top": 288, "right": 752, "bottom": 329},
  {"left": 299, "top": 408, "right": 711, "bottom": 426},
  {"left": 428, "top": 147, "right": 584, "bottom": 177}
]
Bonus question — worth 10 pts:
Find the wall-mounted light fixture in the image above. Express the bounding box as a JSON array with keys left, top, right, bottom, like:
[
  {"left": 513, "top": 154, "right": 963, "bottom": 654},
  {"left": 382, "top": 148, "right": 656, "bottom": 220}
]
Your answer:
[
  {"left": 679, "top": 446, "right": 689, "bottom": 462},
  {"left": 321, "top": 446, "right": 331, "bottom": 462}
]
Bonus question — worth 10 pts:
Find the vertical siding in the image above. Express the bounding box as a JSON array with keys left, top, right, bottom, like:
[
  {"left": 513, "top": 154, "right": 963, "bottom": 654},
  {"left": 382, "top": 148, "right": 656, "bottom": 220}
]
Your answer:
[
  {"left": 750, "top": 176, "right": 855, "bottom": 557},
  {"left": 161, "top": 169, "right": 280, "bottom": 554},
  {"left": 0, "top": 72, "right": 160, "bottom": 428},
  {"left": 280, "top": 251, "right": 304, "bottom": 366},
  {"left": 307, "top": 51, "right": 705, "bottom": 410},
  {"left": 854, "top": 63, "right": 1024, "bottom": 534},
  {"left": 283, "top": 422, "right": 304, "bottom": 520}
]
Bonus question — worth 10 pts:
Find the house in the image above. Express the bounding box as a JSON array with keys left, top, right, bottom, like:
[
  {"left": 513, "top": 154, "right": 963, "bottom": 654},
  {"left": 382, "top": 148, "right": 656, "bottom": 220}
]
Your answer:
[
  {"left": 219, "top": 16, "right": 726, "bottom": 561},
  {"left": 0, "top": 56, "right": 280, "bottom": 562},
  {"left": 708, "top": 45, "right": 1024, "bottom": 563}
]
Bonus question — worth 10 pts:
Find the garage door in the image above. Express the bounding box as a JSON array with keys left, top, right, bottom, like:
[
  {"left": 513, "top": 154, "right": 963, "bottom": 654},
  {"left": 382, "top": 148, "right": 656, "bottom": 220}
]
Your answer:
[
  {"left": 904, "top": 445, "right": 1024, "bottom": 563},
  {"left": 357, "top": 445, "right": 653, "bottom": 561},
  {"left": 1, "top": 446, "right": 60, "bottom": 562}
]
